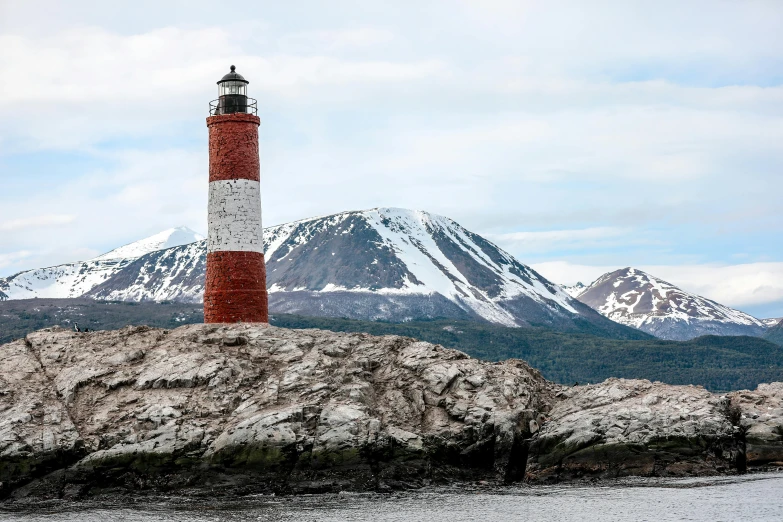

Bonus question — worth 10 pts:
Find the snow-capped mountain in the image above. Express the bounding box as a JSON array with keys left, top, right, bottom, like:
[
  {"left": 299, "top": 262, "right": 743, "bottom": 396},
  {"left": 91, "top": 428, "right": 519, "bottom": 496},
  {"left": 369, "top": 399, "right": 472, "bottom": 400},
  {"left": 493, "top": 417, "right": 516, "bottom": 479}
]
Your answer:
[
  {"left": 78, "top": 208, "right": 636, "bottom": 334},
  {"left": 762, "top": 318, "right": 782, "bottom": 328},
  {"left": 86, "top": 241, "right": 207, "bottom": 304},
  {"left": 0, "top": 227, "right": 203, "bottom": 300},
  {"left": 572, "top": 267, "right": 766, "bottom": 340},
  {"left": 562, "top": 282, "right": 587, "bottom": 298}
]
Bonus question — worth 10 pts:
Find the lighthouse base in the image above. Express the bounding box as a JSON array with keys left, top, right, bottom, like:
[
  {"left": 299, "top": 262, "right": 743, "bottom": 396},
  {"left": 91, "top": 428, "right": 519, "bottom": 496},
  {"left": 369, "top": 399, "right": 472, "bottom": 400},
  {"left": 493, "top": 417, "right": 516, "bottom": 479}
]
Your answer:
[{"left": 204, "top": 251, "right": 268, "bottom": 324}]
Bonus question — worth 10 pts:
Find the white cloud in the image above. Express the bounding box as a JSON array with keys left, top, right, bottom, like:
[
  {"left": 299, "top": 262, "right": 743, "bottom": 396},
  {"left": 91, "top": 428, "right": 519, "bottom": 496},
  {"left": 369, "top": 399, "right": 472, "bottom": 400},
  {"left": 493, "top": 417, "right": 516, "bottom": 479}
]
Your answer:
[
  {"left": 530, "top": 261, "right": 618, "bottom": 288},
  {"left": 279, "top": 28, "right": 396, "bottom": 53},
  {"left": 0, "top": 27, "right": 444, "bottom": 104},
  {"left": 0, "top": 250, "right": 33, "bottom": 270},
  {"left": 488, "top": 227, "right": 635, "bottom": 253},
  {"left": 455, "top": 0, "right": 783, "bottom": 76},
  {"left": 0, "top": 2, "right": 780, "bottom": 315},
  {"left": 0, "top": 148, "right": 207, "bottom": 274},
  {"left": 0, "top": 214, "right": 75, "bottom": 232},
  {"left": 378, "top": 97, "right": 783, "bottom": 185},
  {"left": 0, "top": 27, "right": 447, "bottom": 151},
  {"left": 645, "top": 263, "right": 783, "bottom": 310}
]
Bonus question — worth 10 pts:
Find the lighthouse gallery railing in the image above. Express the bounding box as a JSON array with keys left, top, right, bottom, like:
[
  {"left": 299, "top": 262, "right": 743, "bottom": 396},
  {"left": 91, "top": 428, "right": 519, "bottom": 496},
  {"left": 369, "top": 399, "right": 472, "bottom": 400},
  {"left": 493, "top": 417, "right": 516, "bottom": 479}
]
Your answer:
[{"left": 209, "top": 97, "right": 258, "bottom": 116}]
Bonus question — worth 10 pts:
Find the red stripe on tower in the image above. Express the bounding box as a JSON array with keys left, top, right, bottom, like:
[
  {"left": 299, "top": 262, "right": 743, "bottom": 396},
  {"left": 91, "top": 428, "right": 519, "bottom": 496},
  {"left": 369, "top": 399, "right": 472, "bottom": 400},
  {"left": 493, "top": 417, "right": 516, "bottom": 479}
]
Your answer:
[{"left": 204, "top": 66, "right": 268, "bottom": 324}]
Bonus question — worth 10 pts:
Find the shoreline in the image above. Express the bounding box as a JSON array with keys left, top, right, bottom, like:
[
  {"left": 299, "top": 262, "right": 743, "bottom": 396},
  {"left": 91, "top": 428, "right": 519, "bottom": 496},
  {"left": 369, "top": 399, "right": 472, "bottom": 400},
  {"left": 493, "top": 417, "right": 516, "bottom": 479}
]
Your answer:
[{"left": 4, "top": 472, "right": 783, "bottom": 512}]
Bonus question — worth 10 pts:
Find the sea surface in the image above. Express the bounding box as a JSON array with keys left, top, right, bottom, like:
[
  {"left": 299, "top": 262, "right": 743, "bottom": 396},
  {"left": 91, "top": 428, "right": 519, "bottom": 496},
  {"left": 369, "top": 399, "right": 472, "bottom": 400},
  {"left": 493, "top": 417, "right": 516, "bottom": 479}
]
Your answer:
[{"left": 2, "top": 473, "right": 782, "bottom": 522}]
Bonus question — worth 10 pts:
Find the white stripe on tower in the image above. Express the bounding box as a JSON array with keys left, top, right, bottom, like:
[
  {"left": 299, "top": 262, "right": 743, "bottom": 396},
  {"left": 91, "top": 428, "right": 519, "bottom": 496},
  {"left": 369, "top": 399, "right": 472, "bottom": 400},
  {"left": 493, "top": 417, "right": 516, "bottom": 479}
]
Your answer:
[{"left": 207, "top": 179, "right": 264, "bottom": 253}]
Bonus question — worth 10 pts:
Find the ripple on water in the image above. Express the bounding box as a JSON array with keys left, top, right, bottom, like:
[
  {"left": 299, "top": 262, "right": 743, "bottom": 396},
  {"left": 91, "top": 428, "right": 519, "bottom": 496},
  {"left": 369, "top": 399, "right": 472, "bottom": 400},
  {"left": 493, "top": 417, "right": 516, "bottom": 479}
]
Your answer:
[{"left": 3, "top": 473, "right": 783, "bottom": 522}]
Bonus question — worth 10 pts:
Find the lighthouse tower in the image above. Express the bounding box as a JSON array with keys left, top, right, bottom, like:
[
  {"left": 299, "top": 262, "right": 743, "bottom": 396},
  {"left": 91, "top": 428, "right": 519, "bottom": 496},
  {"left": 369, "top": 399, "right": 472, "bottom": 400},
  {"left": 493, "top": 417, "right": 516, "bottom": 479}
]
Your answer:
[{"left": 204, "top": 66, "right": 268, "bottom": 323}]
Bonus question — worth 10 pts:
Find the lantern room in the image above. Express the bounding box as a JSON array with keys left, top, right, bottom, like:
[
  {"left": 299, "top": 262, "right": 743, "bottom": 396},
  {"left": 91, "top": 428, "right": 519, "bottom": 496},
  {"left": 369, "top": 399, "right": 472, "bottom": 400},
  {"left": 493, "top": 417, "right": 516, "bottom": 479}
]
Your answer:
[{"left": 210, "top": 65, "right": 257, "bottom": 115}]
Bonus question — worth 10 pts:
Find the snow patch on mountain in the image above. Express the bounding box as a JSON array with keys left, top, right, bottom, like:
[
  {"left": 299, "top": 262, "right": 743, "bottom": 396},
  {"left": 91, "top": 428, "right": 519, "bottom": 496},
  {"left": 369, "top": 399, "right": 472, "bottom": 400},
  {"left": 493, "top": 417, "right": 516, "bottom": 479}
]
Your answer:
[{"left": 357, "top": 209, "right": 577, "bottom": 324}]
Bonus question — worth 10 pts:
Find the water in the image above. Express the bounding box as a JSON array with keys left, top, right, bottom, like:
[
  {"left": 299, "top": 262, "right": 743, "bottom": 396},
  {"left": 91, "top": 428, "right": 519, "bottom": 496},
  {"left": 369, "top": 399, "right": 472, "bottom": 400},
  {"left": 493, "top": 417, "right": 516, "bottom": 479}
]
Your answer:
[{"left": 2, "top": 473, "right": 782, "bottom": 521}]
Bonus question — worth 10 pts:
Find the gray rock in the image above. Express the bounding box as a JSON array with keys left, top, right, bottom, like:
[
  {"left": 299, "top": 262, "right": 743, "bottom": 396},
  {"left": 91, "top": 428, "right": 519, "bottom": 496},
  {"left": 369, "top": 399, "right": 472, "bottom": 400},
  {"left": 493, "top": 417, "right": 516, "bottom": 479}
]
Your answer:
[
  {"left": 527, "top": 378, "right": 745, "bottom": 481},
  {"left": 1, "top": 324, "right": 780, "bottom": 500},
  {"left": 0, "top": 324, "right": 554, "bottom": 498},
  {"left": 729, "top": 383, "right": 783, "bottom": 466}
]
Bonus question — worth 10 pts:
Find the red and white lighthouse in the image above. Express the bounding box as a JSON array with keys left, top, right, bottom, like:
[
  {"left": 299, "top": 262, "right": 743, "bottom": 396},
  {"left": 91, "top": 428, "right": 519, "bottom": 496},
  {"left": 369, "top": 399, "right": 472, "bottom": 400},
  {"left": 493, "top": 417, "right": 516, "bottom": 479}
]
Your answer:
[{"left": 204, "top": 65, "right": 268, "bottom": 323}]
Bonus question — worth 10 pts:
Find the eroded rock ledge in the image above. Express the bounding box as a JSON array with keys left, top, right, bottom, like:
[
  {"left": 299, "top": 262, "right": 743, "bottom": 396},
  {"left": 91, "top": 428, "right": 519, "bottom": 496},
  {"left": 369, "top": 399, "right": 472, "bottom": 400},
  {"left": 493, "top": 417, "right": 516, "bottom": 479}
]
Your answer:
[{"left": 0, "top": 324, "right": 780, "bottom": 500}]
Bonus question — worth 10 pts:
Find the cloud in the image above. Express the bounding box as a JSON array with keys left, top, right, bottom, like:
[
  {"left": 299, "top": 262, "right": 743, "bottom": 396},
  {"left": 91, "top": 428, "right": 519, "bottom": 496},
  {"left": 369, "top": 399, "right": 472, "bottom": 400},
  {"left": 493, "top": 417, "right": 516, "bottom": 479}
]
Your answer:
[
  {"left": 0, "top": 148, "right": 207, "bottom": 276},
  {"left": 0, "top": 27, "right": 447, "bottom": 151},
  {"left": 487, "top": 227, "right": 636, "bottom": 254},
  {"left": 0, "top": 214, "right": 75, "bottom": 232},
  {"left": 279, "top": 28, "right": 396, "bottom": 53},
  {"left": 0, "top": 26, "right": 444, "bottom": 104},
  {"left": 377, "top": 96, "right": 783, "bottom": 185},
  {"left": 454, "top": 0, "right": 783, "bottom": 82},
  {"left": 529, "top": 261, "right": 618, "bottom": 288},
  {"left": 645, "top": 263, "right": 783, "bottom": 310},
  {"left": 0, "top": 2, "right": 780, "bottom": 311},
  {"left": 0, "top": 251, "right": 33, "bottom": 271}
]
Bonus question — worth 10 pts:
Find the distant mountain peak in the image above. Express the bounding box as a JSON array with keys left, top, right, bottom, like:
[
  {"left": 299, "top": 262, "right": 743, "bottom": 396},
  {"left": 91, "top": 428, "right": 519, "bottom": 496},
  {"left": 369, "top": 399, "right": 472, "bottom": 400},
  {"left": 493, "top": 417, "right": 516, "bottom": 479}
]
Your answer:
[
  {"left": 561, "top": 281, "right": 587, "bottom": 298},
  {"left": 92, "top": 226, "right": 205, "bottom": 261},
  {"left": 575, "top": 267, "right": 765, "bottom": 340},
  {"left": 256, "top": 207, "right": 582, "bottom": 327}
]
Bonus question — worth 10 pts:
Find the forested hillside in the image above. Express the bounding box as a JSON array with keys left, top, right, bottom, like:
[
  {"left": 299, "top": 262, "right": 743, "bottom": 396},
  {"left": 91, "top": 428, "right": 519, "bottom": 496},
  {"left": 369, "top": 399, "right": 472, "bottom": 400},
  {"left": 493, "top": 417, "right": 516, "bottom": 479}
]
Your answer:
[
  {"left": 272, "top": 315, "right": 783, "bottom": 392},
  {"left": 765, "top": 320, "right": 783, "bottom": 346},
  {"left": 0, "top": 299, "right": 203, "bottom": 344}
]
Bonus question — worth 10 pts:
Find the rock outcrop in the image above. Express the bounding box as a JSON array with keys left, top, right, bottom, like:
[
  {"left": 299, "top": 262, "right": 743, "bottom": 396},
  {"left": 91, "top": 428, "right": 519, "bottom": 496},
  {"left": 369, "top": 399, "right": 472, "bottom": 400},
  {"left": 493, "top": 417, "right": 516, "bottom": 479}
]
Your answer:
[
  {"left": 0, "top": 324, "right": 780, "bottom": 501},
  {"left": 729, "top": 383, "right": 783, "bottom": 466},
  {"left": 527, "top": 379, "right": 743, "bottom": 481},
  {"left": 0, "top": 324, "right": 554, "bottom": 499}
]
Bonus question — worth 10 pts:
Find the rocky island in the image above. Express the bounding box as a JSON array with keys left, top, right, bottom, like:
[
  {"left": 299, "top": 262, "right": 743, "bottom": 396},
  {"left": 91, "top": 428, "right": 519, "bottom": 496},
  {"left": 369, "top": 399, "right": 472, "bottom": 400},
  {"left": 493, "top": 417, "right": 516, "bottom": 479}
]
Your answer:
[{"left": 1, "top": 324, "right": 781, "bottom": 501}]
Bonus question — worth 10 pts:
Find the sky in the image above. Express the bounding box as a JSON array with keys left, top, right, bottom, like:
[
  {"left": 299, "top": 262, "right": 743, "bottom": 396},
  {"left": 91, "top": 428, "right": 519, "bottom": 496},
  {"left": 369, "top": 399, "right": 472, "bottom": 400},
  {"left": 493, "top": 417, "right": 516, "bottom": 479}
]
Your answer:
[{"left": 0, "top": 0, "right": 782, "bottom": 318}]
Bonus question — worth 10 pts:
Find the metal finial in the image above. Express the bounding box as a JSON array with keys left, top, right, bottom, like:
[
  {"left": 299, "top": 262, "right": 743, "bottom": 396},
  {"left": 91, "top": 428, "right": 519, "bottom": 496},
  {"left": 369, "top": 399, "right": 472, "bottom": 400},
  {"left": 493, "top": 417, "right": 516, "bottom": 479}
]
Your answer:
[{"left": 230, "top": 65, "right": 236, "bottom": 72}]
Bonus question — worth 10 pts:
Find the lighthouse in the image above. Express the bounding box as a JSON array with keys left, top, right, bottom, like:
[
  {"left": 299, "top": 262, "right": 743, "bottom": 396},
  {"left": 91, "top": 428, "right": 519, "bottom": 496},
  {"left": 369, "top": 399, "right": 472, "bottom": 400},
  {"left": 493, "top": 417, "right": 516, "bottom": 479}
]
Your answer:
[{"left": 204, "top": 66, "right": 268, "bottom": 323}]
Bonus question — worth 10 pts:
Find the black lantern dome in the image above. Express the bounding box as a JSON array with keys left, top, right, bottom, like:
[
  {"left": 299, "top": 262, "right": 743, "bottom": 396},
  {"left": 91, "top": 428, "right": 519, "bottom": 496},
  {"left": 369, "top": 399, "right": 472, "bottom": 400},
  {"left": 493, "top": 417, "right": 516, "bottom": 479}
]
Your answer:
[
  {"left": 218, "top": 65, "right": 248, "bottom": 90},
  {"left": 210, "top": 65, "right": 257, "bottom": 116}
]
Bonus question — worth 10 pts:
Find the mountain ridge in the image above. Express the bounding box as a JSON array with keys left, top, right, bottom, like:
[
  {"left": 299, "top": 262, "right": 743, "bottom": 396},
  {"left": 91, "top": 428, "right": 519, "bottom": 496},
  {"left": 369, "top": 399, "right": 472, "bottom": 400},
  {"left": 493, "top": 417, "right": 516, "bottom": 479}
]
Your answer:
[{"left": 2, "top": 208, "right": 641, "bottom": 337}]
